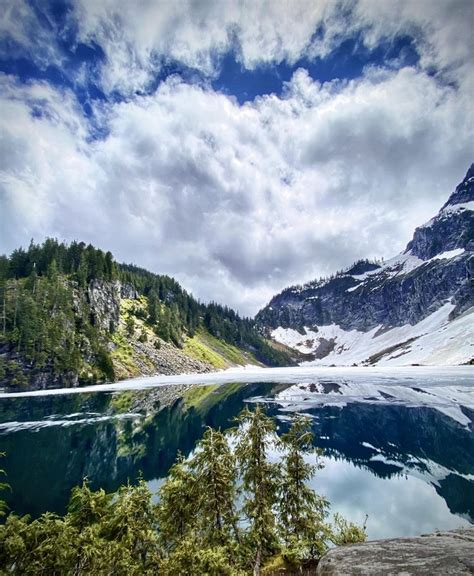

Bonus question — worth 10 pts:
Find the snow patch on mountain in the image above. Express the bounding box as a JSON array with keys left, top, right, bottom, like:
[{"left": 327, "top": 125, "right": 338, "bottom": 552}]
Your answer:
[
  {"left": 421, "top": 199, "right": 474, "bottom": 229},
  {"left": 428, "top": 248, "right": 465, "bottom": 261},
  {"left": 346, "top": 248, "right": 465, "bottom": 292},
  {"left": 271, "top": 303, "right": 473, "bottom": 366}
]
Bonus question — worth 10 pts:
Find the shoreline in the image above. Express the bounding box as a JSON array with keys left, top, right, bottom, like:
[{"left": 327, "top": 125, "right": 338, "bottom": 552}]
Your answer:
[{"left": 0, "top": 364, "right": 472, "bottom": 399}]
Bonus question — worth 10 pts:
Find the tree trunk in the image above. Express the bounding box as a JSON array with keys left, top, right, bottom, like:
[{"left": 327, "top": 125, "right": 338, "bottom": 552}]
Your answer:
[{"left": 254, "top": 547, "right": 262, "bottom": 576}]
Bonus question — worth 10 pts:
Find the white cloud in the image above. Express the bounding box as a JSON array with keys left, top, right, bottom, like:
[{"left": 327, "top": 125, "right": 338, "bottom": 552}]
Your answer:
[
  {"left": 67, "top": 0, "right": 474, "bottom": 95},
  {"left": 0, "top": 0, "right": 63, "bottom": 69},
  {"left": 351, "top": 0, "right": 474, "bottom": 82},
  {"left": 1, "top": 61, "right": 471, "bottom": 315},
  {"left": 71, "top": 0, "right": 335, "bottom": 93}
]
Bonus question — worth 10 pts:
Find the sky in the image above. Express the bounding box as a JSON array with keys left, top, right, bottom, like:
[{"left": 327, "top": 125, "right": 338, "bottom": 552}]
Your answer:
[{"left": 0, "top": 0, "right": 473, "bottom": 316}]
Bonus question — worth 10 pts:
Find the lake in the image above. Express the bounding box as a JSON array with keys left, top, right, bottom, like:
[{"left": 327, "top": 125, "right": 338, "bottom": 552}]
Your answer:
[{"left": 0, "top": 366, "right": 472, "bottom": 540}]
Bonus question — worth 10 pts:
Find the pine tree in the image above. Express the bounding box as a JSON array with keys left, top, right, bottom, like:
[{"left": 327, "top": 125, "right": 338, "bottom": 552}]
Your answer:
[
  {"left": 235, "top": 405, "right": 281, "bottom": 575},
  {"left": 147, "top": 290, "right": 158, "bottom": 325},
  {"left": 190, "top": 427, "right": 240, "bottom": 549},
  {"left": 279, "top": 415, "right": 330, "bottom": 562},
  {"left": 76, "top": 253, "right": 88, "bottom": 288},
  {"left": 156, "top": 453, "right": 198, "bottom": 552},
  {"left": 46, "top": 258, "right": 59, "bottom": 283},
  {"left": 67, "top": 479, "right": 112, "bottom": 531},
  {"left": 104, "top": 480, "right": 160, "bottom": 571}
]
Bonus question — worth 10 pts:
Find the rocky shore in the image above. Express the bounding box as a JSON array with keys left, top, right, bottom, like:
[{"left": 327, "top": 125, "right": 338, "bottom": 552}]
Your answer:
[{"left": 316, "top": 528, "right": 474, "bottom": 575}]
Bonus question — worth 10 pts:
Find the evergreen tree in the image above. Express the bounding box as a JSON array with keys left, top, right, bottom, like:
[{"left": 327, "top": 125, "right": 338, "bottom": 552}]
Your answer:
[
  {"left": 279, "top": 415, "right": 331, "bottom": 562},
  {"left": 147, "top": 290, "right": 158, "bottom": 325},
  {"left": 235, "top": 405, "right": 281, "bottom": 575},
  {"left": 156, "top": 453, "right": 198, "bottom": 552},
  {"left": 46, "top": 258, "right": 59, "bottom": 283},
  {"left": 0, "top": 411, "right": 367, "bottom": 574},
  {"left": 104, "top": 480, "right": 161, "bottom": 571},
  {"left": 0, "top": 255, "right": 9, "bottom": 281},
  {"left": 76, "top": 253, "right": 88, "bottom": 288},
  {"left": 190, "top": 427, "right": 240, "bottom": 549},
  {"left": 105, "top": 251, "right": 115, "bottom": 280},
  {"left": 67, "top": 479, "right": 112, "bottom": 531}
]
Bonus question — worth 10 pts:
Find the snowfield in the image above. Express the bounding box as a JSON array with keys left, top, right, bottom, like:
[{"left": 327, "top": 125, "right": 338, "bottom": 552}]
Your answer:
[{"left": 272, "top": 303, "right": 473, "bottom": 367}]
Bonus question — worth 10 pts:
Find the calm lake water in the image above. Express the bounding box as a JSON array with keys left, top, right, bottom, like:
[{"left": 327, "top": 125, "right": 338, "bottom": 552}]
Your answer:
[{"left": 0, "top": 366, "right": 472, "bottom": 540}]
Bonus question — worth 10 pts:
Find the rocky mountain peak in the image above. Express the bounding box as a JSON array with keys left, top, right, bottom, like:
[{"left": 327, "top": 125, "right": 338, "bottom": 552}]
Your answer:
[
  {"left": 257, "top": 165, "right": 473, "bottom": 366},
  {"left": 406, "top": 164, "right": 473, "bottom": 260},
  {"left": 442, "top": 164, "right": 474, "bottom": 209}
]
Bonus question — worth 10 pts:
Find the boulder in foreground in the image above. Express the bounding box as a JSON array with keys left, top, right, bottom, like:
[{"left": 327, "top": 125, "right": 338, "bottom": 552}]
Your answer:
[{"left": 316, "top": 528, "right": 474, "bottom": 575}]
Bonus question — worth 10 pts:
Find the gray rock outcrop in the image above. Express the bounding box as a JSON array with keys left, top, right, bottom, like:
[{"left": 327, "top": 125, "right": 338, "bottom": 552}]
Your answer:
[
  {"left": 257, "top": 165, "right": 473, "bottom": 334},
  {"left": 316, "top": 528, "right": 474, "bottom": 575},
  {"left": 87, "top": 279, "right": 121, "bottom": 332}
]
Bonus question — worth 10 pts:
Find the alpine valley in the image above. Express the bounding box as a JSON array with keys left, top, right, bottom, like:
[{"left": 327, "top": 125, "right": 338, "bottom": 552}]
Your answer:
[
  {"left": 1, "top": 165, "right": 472, "bottom": 394},
  {"left": 256, "top": 164, "right": 474, "bottom": 367}
]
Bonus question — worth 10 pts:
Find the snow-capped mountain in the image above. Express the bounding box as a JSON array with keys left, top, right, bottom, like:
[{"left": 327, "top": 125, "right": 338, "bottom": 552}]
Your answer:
[{"left": 256, "top": 165, "right": 474, "bottom": 366}]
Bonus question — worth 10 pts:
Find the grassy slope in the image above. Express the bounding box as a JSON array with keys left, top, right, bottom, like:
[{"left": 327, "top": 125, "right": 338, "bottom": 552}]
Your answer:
[
  {"left": 183, "top": 329, "right": 262, "bottom": 370},
  {"left": 111, "top": 296, "right": 160, "bottom": 380},
  {"left": 110, "top": 299, "right": 263, "bottom": 380}
]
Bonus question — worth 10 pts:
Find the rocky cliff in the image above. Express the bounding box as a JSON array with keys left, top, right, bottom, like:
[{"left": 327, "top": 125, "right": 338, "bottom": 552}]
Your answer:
[
  {"left": 0, "top": 276, "right": 260, "bottom": 392},
  {"left": 256, "top": 165, "right": 473, "bottom": 366}
]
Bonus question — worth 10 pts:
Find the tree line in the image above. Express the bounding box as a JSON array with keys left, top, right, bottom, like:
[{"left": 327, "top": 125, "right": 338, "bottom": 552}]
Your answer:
[
  {"left": 0, "top": 239, "right": 292, "bottom": 389},
  {"left": 0, "top": 408, "right": 365, "bottom": 575}
]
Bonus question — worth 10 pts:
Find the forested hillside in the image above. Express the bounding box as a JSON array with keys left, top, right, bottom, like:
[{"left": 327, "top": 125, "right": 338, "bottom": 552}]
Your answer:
[{"left": 0, "top": 239, "right": 292, "bottom": 391}]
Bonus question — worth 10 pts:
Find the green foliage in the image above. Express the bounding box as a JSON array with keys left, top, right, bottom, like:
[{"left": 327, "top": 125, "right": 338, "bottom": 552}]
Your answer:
[
  {"left": 147, "top": 289, "right": 158, "bottom": 325},
  {"left": 279, "top": 416, "right": 331, "bottom": 561},
  {"left": 190, "top": 428, "right": 240, "bottom": 548},
  {"left": 95, "top": 347, "right": 115, "bottom": 382},
  {"left": 0, "top": 410, "right": 366, "bottom": 574},
  {"left": 235, "top": 406, "right": 281, "bottom": 574},
  {"left": 330, "top": 512, "right": 367, "bottom": 545},
  {"left": 110, "top": 391, "right": 135, "bottom": 414},
  {"left": 183, "top": 334, "right": 229, "bottom": 369},
  {"left": 125, "top": 315, "right": 135, "bottom": 337},
  {"left": 0, "top": 480, "right": 161, "bottom": 575},
  {"left": 0, "top": 239, "right": 123, "bottom": 388},
  {"left": 1, "top": 238, "right": 293, "bottom": 392},
  {"left": 203, "top": 302, "right": 293, "bottom": 367},
  {"left": 6, "top": 238, "right": 117, "bottom": 283},
  {"left": 156, "top": 453, "right": 198, "bottom": 550},
  {"left": 0, "top": 453, "right": 9, "bottom": 519},
  {"left": 184, "top": 329, "right": 258, "bottom": 369}
]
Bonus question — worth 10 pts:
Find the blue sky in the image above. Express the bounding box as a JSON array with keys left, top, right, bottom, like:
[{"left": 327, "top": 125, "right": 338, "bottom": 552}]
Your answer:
[
  {"left": 0, "top": 1, "right": 421, "bottom": 109},
  {"left": 0, "top": 0, "right": 472, "bottom": 314}
]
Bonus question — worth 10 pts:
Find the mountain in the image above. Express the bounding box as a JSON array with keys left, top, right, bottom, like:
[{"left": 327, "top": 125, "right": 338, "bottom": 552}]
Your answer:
[
  {"left": 0, "top": 240, "right": 293, "bottom": 392},
  {"left": 256, "top": 165, "right": 474, "bottom": 366}
]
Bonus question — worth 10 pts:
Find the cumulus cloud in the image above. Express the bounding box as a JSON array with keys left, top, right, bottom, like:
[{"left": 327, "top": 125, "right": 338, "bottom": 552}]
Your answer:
[
  {"left": 1, "top": 58, "right": 471, "bottom": 314},
  {"left": 68, "top": 0, "right": 474, "bottom": 94}
]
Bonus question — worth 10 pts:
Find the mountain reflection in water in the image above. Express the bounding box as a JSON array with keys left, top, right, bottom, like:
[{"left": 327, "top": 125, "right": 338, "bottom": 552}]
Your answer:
[{"left": 0, "top": 373, "right": 472, "bottom": 539}]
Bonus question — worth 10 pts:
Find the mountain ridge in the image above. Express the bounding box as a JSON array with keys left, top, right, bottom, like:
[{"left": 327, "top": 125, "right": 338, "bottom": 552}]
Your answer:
[
  {"left": 256, "top": 164, "right": 473, "bottom": 366},
  {"left": 0, "top": 240, "right": 294, "bottom": 392}
]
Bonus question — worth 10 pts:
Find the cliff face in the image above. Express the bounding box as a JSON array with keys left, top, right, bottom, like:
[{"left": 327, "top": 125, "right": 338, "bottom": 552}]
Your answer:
[
  {"left": 0, "top": 277, "right": 257, "bottom": 392},
  {"left": 257, "top": 165, "right": 474, "bottom": 366},
  {"left": 87, "top": 279, "right": 122, "bottom": 332}
]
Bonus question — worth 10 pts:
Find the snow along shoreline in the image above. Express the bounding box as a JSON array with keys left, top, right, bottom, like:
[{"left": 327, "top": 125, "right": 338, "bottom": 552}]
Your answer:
[{"left": 0, "top": 364, "right": 472, "bottom": 399}]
